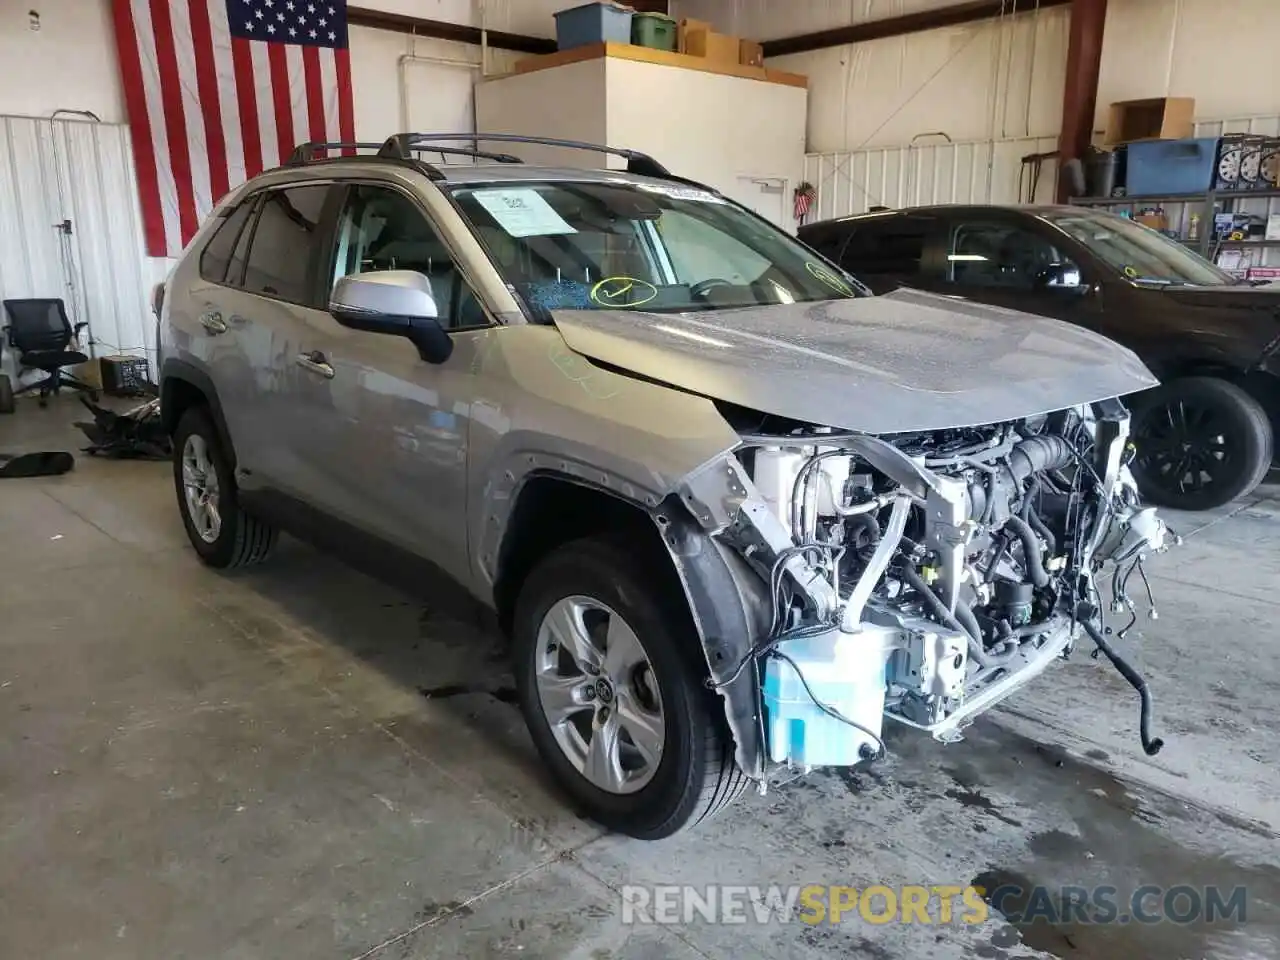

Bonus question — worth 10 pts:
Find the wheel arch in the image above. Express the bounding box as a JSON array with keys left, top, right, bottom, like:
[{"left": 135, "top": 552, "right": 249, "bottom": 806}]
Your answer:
[
  {"left": 160, "top": 359, "right": 237, "bottom": 468},
  {"left": 1140, "top": 358, "right": 1280, "bottom": 436},
  {"left": 492, "top": 472, "right": 769, "bottom": 780}
]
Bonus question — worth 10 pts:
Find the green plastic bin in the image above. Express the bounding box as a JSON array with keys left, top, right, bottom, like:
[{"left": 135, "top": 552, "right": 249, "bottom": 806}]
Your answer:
[{"left": 631, "top": 12, "right": 677, "bottom": 52}]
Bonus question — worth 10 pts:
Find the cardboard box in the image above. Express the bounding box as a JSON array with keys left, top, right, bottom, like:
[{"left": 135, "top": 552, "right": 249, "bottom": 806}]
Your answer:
[
  {"left": 685, "top": 27, "right": 740, "bottom": 65},
  {"left": 677, "top": 18, "right": 710, "bottom": 54},
  {"left": 739, "top": 39, "right": 764, "bottom": 67},
  {"left": 1104, "top": 97, "right": 1195, "bottom": 146}
]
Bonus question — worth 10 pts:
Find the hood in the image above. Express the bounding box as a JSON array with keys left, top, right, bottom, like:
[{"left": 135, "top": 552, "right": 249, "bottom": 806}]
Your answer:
[
  {"left": 1158, "top": 284, "right": 1280, "bottom": 312},
  {"left": 550, "top": 288, "right": 1158, "bottom": 434}
]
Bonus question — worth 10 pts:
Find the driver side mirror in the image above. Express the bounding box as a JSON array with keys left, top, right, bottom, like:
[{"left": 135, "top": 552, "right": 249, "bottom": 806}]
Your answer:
[{"left": 330, "top": 270, "right": 453, "bottom": 364}]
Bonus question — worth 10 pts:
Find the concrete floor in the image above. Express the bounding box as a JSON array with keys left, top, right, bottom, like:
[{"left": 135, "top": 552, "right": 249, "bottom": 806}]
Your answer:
[{"left": 1, "top": 394, "right": 1277, "bottom": 960}]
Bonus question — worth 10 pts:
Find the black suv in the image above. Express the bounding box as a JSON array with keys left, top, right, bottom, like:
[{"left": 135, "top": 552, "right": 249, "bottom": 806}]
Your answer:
[{"left": 801, "top": 205, "right": 1280, "bottom": 510}]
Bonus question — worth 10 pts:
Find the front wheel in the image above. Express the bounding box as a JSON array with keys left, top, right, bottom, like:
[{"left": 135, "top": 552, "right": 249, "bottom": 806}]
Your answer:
[
  {"left": 513, "top": 538, "right": 748, "bottom": 840},
  {"left": 1129, "top": 376, "right": 1273, "bottom": 511}
]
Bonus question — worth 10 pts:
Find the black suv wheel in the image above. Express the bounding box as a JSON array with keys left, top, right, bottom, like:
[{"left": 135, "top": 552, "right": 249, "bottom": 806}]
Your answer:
[{"left": 1129, "top": 376, "right": 1273, "bottom": 511}]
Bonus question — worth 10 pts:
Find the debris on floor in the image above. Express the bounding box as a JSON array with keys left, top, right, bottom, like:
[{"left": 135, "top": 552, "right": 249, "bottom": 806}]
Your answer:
[
  {"left": 0, "top": 450, "right": 74, "bottom": 478},
  {"left": 75, "top": 396, "right": 171, "bottom": 460}
]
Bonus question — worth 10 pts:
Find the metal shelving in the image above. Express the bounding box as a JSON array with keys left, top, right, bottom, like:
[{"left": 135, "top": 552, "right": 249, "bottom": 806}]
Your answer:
[{"left": 1069, "top": 188, "right": 1280, "bottom": 258}]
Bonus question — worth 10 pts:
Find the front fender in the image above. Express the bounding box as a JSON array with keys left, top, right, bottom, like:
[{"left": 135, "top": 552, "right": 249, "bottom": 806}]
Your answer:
[{"left": 653, "top": 495, "right": 771, "bottom": 780}]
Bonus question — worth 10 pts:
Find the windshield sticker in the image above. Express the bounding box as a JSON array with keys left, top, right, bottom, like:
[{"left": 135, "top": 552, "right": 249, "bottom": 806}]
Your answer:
[
  {"left": 471, "top": 188, "right": 577, "bottom": 238},
  {"left": 590, "top": 277, "right": 659, "bottom": 308},
  {"left": 805, "top": 261, "right": 855, "bottom": 297},
  {"left": 1123, "top": 265, "right": 1139, "bottom": 279},
  {"left": 635, "top": 183, "right": 728, "bottom": 204}
]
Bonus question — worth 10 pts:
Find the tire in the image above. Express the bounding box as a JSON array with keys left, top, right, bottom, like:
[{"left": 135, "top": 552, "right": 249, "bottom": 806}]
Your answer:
[
  {"left": 0, "top": 374, "right": 13, "bottom": 414},
  {"left": 172, "top": 406, "right": 276, "bottom": 567},
  {"left": 513, "top": 537, "right": 749, "bottom": 840},
  {"left": 1129, "top": 376, "right": 1273, "bottom": 511}
]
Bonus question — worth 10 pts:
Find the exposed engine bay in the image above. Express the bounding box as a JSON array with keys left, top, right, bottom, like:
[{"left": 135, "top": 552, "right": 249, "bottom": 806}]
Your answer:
[{"left": 680, "top": 399, "right": 1175, "bottom": 781}]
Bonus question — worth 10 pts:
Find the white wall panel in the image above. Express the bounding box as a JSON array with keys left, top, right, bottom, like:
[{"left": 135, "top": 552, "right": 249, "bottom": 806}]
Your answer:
[
  {"left": 778, "top": 7, "right": 1068, "bottom": 154},
  {"left": 674, "top": 1, "right": 1068, "bottom": 156},
  {"left": 349, "top": 27, "right": 520, "bottom": 141},
  {"left": 803, "top": 133, "right": 1059, "bottom": 222},
  {"left": 1096, "top": 0, "right": 1280, "bottom": 128},
  {"left": 0, "top": 116, "right": 158, "bottom": 379}
]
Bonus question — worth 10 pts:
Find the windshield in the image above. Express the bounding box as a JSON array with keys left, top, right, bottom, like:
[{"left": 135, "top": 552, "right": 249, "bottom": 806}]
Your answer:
[
  {"left": 1040, "top": 209, "right": 1233, "bottom": 286},
  {"left": 449, "top": 180, "right": 865, "bottom": 318}
]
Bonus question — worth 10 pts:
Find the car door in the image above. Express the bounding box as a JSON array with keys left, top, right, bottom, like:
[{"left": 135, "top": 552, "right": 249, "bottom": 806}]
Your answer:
[
  {"left": 185, "top": 193, "right": 263, "bottom": 469},
  {"left": 227, "top": 181, "right": 343, "bottom": 496},
  {"left": 284, "top": 180, "right": 490, "bottom": 584},
  {"left": 833, "top": 214, "right": 938, "bottom": 295},
  {"left": 928, "top": 214, "right": 1102, "bottom": 329}
]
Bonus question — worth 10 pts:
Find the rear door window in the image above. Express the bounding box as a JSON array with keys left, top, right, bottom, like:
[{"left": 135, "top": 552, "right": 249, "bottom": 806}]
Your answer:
[
  {"left": 839, "top": 218, "right": 931, "bottom": 277},
  {"left": 242, "top": 184, "right": 334, "bottom": 306}
]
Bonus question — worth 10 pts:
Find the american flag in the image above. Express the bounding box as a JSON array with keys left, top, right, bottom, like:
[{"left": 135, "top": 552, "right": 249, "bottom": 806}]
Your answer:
[{"left": 111, "top": 0, "right": 355, "bottom": 258}]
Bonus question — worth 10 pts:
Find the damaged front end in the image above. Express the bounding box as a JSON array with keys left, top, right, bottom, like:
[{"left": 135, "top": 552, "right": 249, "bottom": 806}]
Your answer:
[{"left": 670, "top": 400, "right": 1175, "bottom": 785}]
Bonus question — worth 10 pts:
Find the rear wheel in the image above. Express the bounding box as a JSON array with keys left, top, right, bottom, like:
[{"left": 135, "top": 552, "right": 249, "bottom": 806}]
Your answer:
[
  {"left": 172, "top": 406, "right": 276, "bottom": 567},
  {"left": 513, "top": 538, "right": 748, "bottom": 839},
  {"left": 1129, "top": 376, "right": 1273, "bottom": 511}
]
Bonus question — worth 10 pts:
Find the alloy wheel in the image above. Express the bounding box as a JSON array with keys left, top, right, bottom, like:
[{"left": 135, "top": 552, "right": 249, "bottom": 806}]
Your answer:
[
  {"left": 533, "top": 596, "right": 666, "bottom": 795},
  {"left": 181, "top": 433, "right": 222, "bottom": 543}
]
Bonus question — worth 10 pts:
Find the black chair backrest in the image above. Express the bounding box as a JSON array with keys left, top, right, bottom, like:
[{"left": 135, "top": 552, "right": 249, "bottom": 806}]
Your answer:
[{"left": 3, "top": 299, "right": 73, "bottom": 354}]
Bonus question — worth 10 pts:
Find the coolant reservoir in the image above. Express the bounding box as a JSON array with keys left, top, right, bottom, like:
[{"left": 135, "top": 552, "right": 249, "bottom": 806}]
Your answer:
[{"left": 762, "top": 627, "right": 893, "bottom": 771}]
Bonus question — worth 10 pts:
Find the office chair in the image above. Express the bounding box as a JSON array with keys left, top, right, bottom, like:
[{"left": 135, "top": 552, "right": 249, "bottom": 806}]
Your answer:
[{"left": 2, "top": 298, "right": 99, "bottom": 407}]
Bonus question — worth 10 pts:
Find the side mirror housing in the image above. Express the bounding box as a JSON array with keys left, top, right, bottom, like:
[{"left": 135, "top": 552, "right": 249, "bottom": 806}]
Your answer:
[
  {"left": 1034, "top": 262, "right": 1087, "bottom": 293},
  {"left": 330, "top": 270, "right": 453, "bottom": 364}
]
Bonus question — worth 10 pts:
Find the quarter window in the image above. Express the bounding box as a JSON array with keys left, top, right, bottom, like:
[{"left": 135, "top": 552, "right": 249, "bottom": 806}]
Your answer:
[{"left": 199, "top": 198, "right": 256, "bottom": 284}]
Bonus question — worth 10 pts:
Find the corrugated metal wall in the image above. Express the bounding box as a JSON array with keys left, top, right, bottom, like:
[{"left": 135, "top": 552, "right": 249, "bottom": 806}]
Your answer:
[
  {"left": 0, "top": 115, "right": 161, "bottom": 381},
  {"left": 803, "top": 134, "right": 1060, "bottom": 221},
  {"left": 802, "top": 113, "right": 1280, "bottom": 224}
]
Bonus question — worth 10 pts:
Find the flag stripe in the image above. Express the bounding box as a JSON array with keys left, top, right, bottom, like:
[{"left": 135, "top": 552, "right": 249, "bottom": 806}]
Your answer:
[
  {"left": 286, "top": 44, "right": 310, "bottom": 159},
  {"left": 110, "top": 0, "right": 167, "bottom": 256},
  {"left": 208, "top": 3, "right": 246, "bottom": 192},
  {"left": 319, "top": 49, "right": 340, "bottom": 145},
  {"left": 302, "top": 46, "right": 326, "bottom": 146},
  {"left": 169, "top": 2, "right": 214, "bottom": 223},
  {"left": 267, "top": 41, "right": 294, "bottom": 168},
  {"left": 129, "top": 0, "right": 182, "bottom": 255},
  {"left": 185, "top": 0, "right": 230, "bottom": 201},
  {"left": 248, "top": 38, "right": 277, "bottom": 172},
  {"left": 231, "top": 39, "right": 263, "bottom": 179},
  {"left": 147, "top": 0, "right": 199, "bottom": 243},
  {"left": 335, "top": 47, "right": 355, "bottom": 152}
]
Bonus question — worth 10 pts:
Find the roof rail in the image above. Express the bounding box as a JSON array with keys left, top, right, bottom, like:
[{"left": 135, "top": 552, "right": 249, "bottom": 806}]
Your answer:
[
  {"left": 403, "top": 145, "right": 525, "bottom": 165},
  {"left": 378, "top": 133, "right": 676, "bottom": 180},
  {"left": 285, "top": 142, "right": 385, "bottom": 165}
]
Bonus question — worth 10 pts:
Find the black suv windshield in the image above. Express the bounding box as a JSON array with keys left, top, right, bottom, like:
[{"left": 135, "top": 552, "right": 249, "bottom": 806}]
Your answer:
[
  {"left": 1040, "top": 209, "right": 1233, "bottom": 286},
  {"left": 449, "top": 180, "right": 865, "bottom": 318}
]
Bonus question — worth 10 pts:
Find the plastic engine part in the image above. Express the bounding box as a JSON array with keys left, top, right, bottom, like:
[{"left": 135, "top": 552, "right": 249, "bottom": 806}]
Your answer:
[{"left": 762, "top": 627, "right": 892, "bottom": 770}]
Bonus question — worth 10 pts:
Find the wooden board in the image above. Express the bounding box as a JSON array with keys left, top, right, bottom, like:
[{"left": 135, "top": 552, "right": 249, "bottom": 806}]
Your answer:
[{"left": 510, "top": 42, "right": 808, "bottom": 89}]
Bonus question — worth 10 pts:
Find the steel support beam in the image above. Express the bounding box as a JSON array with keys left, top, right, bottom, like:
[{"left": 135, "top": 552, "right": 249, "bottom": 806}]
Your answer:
[
  {"left": 346, "top": 7, "right": 556, "bottom": 55},
  {"left": 1056, "top": 0, "right": 1108, "bottom": 201},
  {"left": 762, "top": 0, "right": 1070, "bottom": 58}
]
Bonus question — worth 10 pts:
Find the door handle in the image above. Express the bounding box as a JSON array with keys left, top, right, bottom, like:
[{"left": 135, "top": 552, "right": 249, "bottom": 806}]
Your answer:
[
  {"left": 295, "top": 350, "right": 335, "bottom": 379},
  {"left": 199, "top": 311, "right": 228, "bottom": 334}
]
